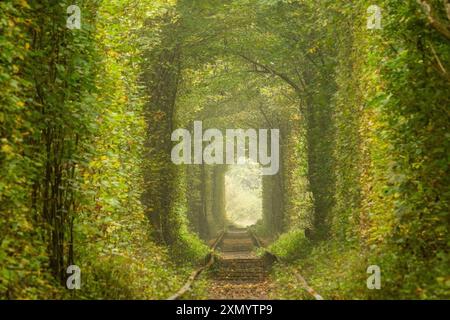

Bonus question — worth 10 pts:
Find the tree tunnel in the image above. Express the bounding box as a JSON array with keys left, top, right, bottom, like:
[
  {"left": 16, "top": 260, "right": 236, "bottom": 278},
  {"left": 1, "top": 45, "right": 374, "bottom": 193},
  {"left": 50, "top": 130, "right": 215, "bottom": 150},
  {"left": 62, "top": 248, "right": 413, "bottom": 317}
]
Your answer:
[
  {"left": 140, "top": 0, "right": 337, "bottom": 245},
  {"left": 3, "top": 0, "right": 447, "bottom": 300},
  {"left": 184, "top": 150, "right": 287, "bottom": 241}
]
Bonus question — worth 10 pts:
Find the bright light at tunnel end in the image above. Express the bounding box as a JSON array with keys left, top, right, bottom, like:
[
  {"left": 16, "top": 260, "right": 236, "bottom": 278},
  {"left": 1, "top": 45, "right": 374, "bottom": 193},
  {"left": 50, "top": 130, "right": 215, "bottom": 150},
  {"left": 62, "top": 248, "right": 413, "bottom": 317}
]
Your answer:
[
  {"left": 170, "top": 121, "right": 280, "bottom": 175},
  {"left": 225, "top": 158, "right": 263, "bottom": 227}
]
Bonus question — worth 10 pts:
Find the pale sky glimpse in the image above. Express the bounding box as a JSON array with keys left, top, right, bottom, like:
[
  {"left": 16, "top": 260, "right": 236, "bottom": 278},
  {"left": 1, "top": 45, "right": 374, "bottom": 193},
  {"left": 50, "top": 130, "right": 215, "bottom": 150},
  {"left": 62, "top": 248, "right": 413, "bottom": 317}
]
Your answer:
[{"left": 225, "top": 158, "right": 262, "bottom": 227}]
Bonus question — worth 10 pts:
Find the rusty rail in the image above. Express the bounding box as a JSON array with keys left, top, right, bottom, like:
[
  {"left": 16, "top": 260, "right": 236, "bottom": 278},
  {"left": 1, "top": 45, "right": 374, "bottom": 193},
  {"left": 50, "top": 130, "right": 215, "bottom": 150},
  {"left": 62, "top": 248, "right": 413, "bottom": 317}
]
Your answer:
[
  {"left": 168, "top": 228, "right": 323, "bottom": 300},
  {"left": 248, "top": 229, "right": 324, "bottom": 300},
  {"left": 166, "top": 229, "right": 225, "bottom": 300}
]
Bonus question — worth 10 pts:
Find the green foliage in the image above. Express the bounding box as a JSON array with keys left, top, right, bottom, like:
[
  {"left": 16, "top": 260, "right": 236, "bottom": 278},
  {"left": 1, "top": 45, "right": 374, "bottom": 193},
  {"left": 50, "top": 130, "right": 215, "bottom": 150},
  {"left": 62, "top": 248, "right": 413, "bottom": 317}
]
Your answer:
[
  {"left": 1, "top": 0, "right": 100, "bottom": 298},
  {"left": 269, "top": 230, "right": 311, "bottom": 262},
  {"left": 272, "top": 242, "right": 370, "bottom": 300},
  {"left": 0, "top": 0, "right": 210, "bottom": 300},
  {"left": 1, "top": 0, "right": 448, "bottom": 300},
  {"left": 272, "top": 0, "right": 449, "bottom": 299}
]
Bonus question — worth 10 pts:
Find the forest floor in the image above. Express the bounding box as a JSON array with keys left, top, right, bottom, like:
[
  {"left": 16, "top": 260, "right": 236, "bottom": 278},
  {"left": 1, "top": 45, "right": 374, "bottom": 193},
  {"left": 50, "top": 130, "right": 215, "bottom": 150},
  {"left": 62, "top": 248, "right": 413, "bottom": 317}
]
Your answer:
[
  {"left": 207, "top": 279, "right": 274, "bottom": 299},
  {"left": 206, "top": 229, "right": 276, "bottom": 299}
]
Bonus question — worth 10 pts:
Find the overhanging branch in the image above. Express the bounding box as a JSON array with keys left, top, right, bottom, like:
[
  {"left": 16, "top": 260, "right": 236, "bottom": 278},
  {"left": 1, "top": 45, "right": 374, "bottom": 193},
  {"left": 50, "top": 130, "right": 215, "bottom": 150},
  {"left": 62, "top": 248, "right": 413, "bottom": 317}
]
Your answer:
[
  {"left": 417, "top": 0, "right": 450, "bottom": 40},
  {"left": 236, "top": 53, "right": 303, "bottom": 94}
]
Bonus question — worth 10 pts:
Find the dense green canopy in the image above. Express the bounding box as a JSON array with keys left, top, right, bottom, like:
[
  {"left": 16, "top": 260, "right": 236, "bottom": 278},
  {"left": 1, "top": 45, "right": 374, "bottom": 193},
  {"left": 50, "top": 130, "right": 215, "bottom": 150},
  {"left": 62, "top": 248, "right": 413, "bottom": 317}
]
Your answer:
[{"left": 0, "top": 0, "right": 448, "bottom": 299}]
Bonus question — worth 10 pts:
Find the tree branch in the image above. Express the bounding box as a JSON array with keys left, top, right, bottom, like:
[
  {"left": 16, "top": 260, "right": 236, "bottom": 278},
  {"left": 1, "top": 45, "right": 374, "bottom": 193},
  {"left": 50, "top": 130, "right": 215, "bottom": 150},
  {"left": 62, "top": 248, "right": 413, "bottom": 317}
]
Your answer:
[
  {"left": 417, "top": 0, "right": 450, "bottom": 40},
  {"left": 236, "top": 53, "right": 303, "bottom": 94},
  {"left": 257, "top": 102, "right": 274, "bottom": 128}
]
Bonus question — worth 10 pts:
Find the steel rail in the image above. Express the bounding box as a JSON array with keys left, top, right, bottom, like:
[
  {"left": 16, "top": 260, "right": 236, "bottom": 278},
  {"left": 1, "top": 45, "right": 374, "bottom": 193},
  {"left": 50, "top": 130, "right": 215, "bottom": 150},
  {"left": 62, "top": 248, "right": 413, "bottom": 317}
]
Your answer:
[
  {"left": 166, "top": 229, "right": 226, "bottom": 300},
  {"left": 248, "top": 229, "right": 324, "bottom": 300}
]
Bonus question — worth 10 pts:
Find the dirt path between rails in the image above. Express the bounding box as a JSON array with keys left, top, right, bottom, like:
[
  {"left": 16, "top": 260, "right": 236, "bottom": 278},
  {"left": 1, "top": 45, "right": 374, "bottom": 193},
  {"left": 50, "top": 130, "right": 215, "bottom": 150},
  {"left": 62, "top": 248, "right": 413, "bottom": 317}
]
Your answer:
[{"left": 207, "top": 229, "right": 275, "bottom": 300}]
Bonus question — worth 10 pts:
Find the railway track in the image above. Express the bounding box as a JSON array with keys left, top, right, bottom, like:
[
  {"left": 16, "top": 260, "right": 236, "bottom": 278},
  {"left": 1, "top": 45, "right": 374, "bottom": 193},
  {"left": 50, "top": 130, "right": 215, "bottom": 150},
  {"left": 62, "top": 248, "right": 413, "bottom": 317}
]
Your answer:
[
  {"left": 167, "top": 227, "right": 323, "bottom": 300},
  {"left": 213, "top": 228, "right": 266, "bottom": 282}
]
